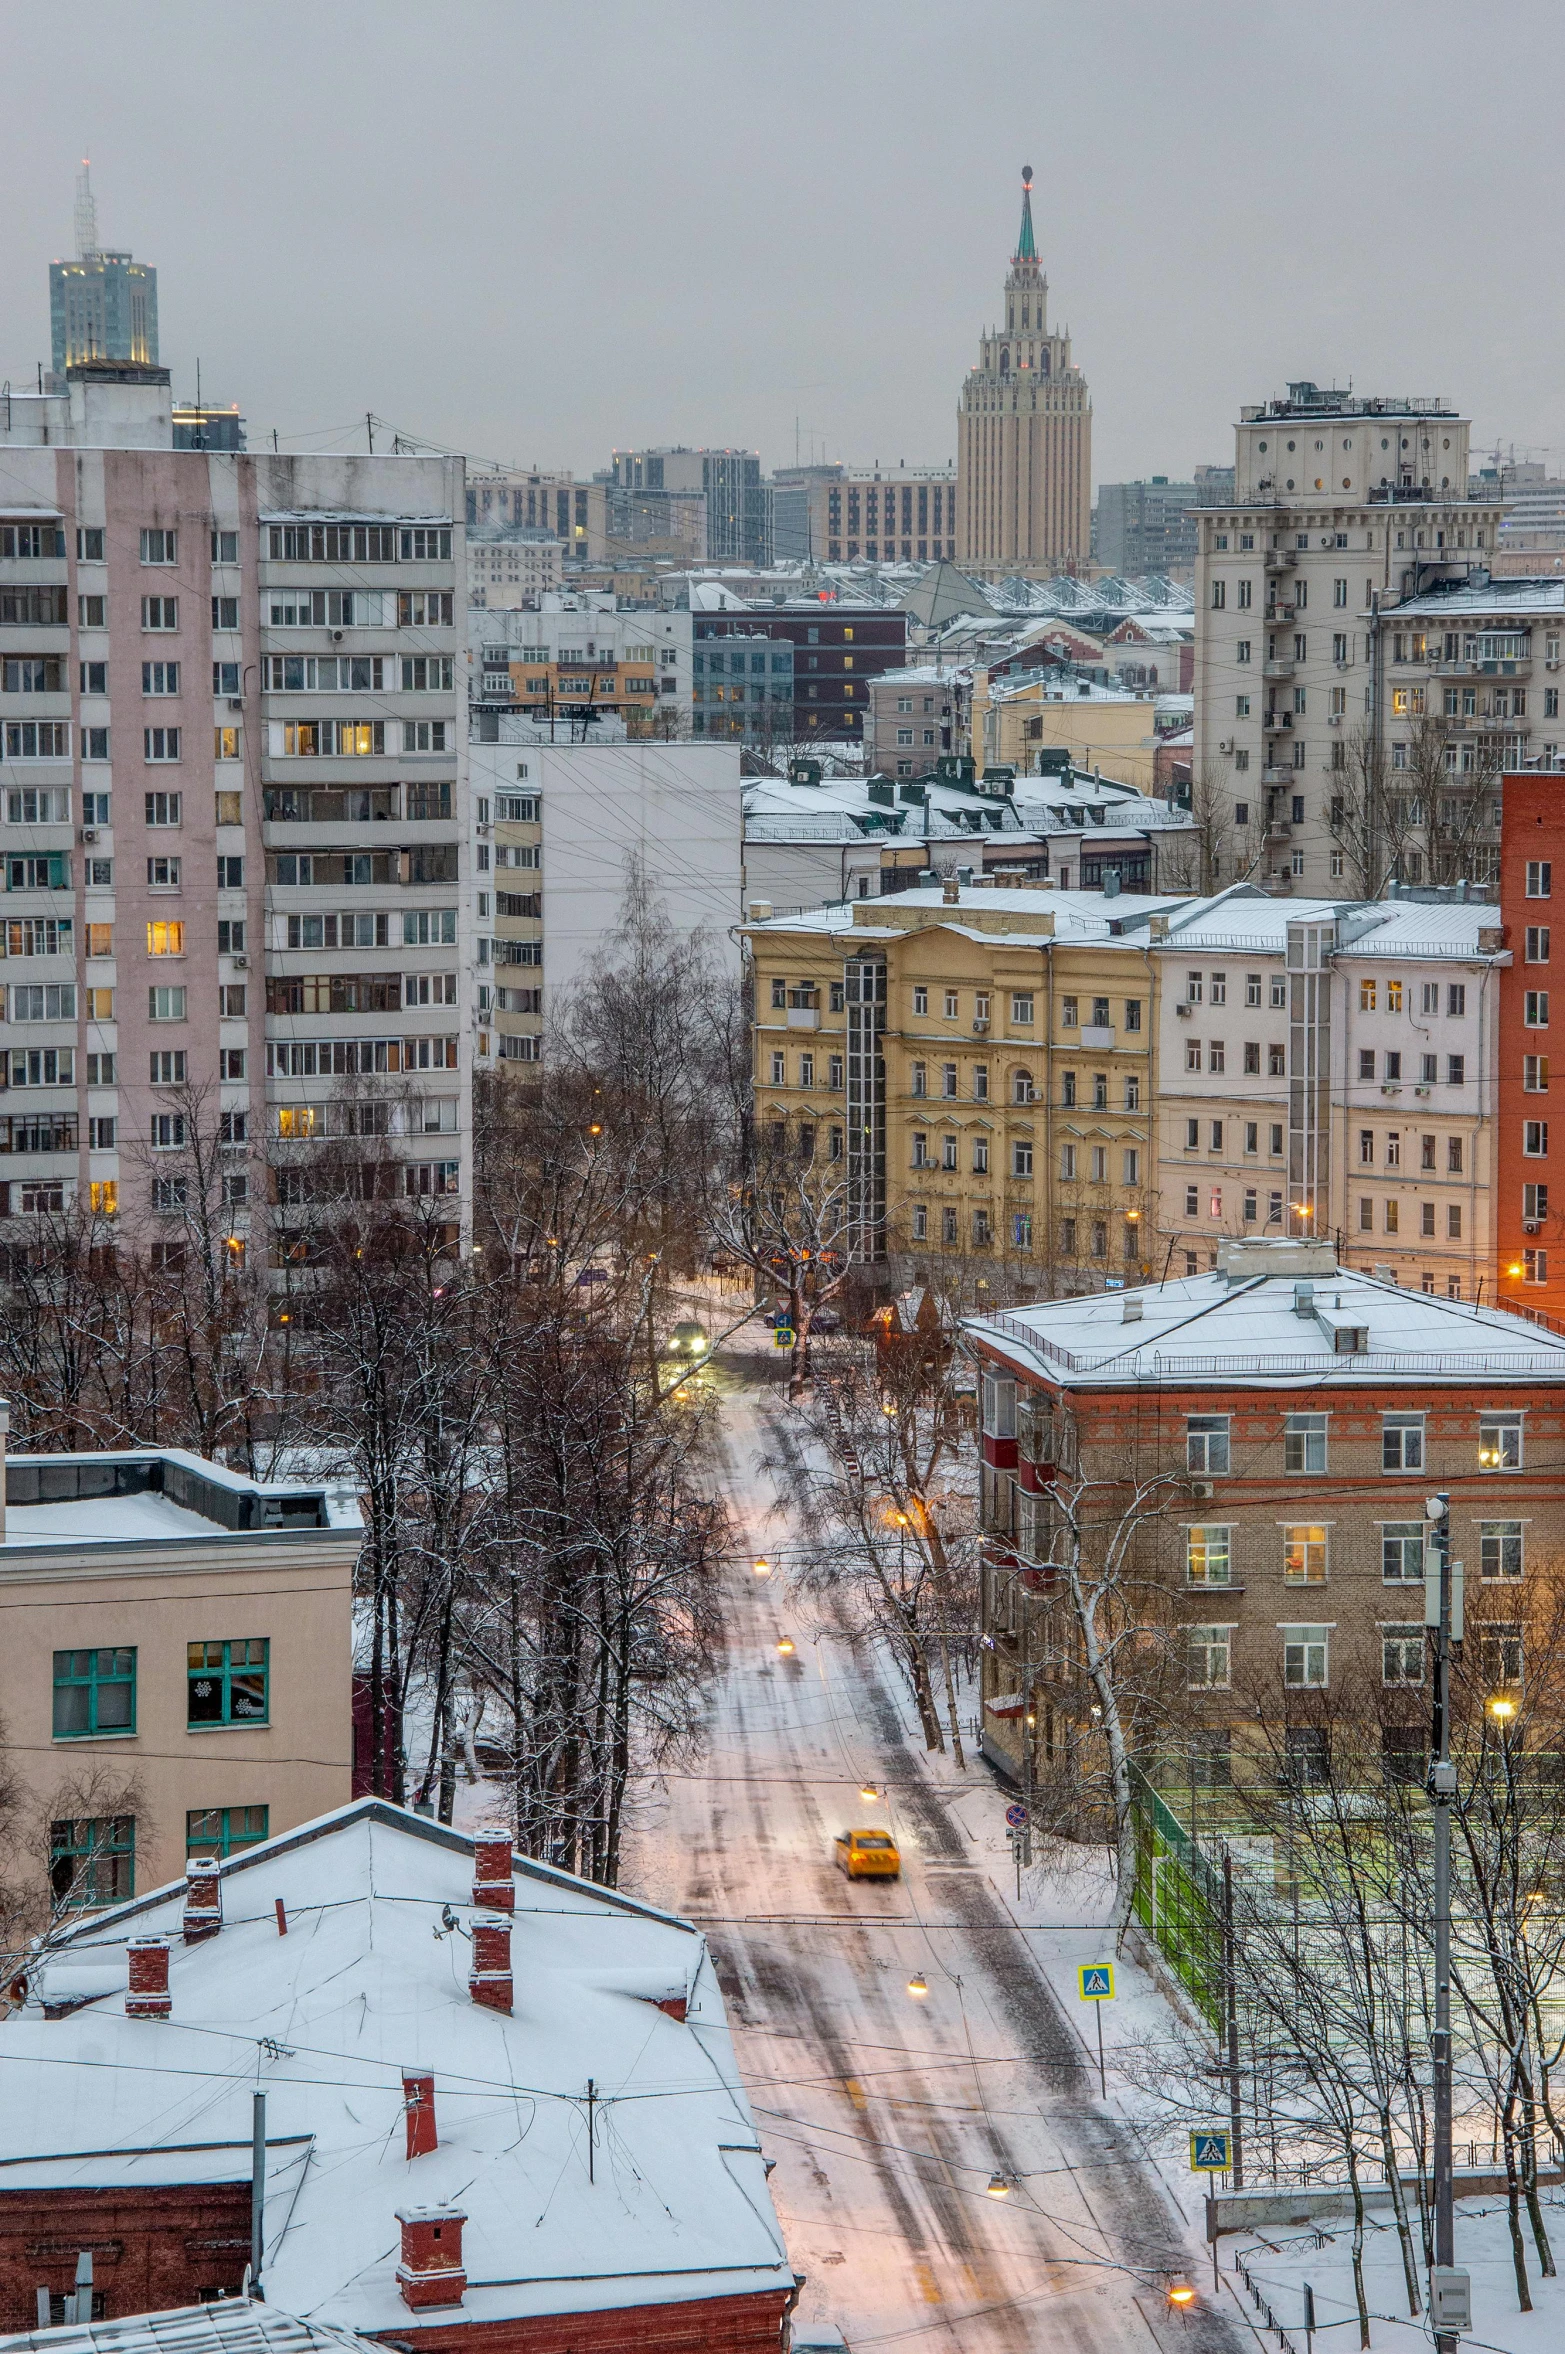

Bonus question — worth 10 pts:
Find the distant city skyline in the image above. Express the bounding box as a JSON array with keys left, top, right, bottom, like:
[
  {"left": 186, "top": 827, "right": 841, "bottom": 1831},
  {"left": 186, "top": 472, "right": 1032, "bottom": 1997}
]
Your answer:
[{"left": 3, "top": 1, "right": 1562, "bottom": 486}]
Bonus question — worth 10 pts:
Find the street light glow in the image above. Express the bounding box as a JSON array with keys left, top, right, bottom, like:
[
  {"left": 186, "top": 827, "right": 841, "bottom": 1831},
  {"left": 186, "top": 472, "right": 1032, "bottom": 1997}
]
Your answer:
[
  {"left": 906, "top": 1973, "right": 928, "bottom": 1997},
  {"left": 752, "top": 1556, "right": 771, "bottom": 1576},
  {"left": 985, "top": 2171, "right": 1011, "bottom": 2197},
  {"left": 1168, "top": 2284, "right": 1196, "bottom": 2308},
  {"left": 776, "top": 1637, "right": 795, "bottom": 1656},
  {"left": 1489, "top": 1695, "right": 1518, "bottom": 1722}
]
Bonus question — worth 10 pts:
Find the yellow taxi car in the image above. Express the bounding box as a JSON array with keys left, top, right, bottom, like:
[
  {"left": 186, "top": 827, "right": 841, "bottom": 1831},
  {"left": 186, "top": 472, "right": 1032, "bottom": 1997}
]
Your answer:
[{"left": 833, "top": 1828, "right": 901, "bottom": 1880}]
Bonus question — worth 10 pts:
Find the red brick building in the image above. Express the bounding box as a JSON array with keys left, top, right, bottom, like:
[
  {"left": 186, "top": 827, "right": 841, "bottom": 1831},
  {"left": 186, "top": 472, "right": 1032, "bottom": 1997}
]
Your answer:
[
  {"left": 1498, "top": 771, "right": 1565, "bottom": 1320},
  {"left": 0, "top": 1804, "right": 794, "bottom": 2352},
  {"left": 966, "top": 1236, "right": 1565, "bottom": 1783}
]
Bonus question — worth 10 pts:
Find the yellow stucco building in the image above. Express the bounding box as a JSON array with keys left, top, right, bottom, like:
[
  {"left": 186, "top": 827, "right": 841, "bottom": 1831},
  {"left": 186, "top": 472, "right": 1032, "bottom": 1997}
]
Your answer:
[{"left": 745, "top": 880, "right": 1187, "bottom": 1287}]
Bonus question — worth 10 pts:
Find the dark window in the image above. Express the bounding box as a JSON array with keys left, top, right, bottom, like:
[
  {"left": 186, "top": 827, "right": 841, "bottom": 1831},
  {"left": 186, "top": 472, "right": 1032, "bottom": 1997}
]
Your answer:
[
  {"left": 53, "top": 1647, "right": 136, "bottom": 1737},
  {"left": 187, "top": 1638, "right": 270, "bottom": 1726}
]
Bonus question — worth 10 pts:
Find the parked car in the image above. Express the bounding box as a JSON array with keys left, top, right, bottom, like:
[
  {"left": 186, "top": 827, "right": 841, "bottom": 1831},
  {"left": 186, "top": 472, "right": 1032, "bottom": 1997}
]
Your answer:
[{"left": 666, "top": 1320, "right": 709, "bottom": 1358}]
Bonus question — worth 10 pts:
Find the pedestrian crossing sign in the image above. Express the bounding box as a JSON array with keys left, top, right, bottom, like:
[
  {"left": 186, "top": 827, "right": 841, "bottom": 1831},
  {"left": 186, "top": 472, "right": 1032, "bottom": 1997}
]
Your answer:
[
  {"left": 1190, "top": 2130, "right": 1232, "bottom": 2172},
  {"left": 1077, "top": 1964, "right": 1114, "bottom": 2001}
]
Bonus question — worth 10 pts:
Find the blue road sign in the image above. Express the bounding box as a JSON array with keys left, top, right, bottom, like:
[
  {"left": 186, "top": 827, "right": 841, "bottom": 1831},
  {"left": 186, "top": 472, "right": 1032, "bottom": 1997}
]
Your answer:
[
  {"left": 1005, "top": 1803, "right": 1029, "bottom": 1830},
  {"left": 1190, "top": 2130, "right": 1232, "bottom": 2171},
  {"left": 774, "top": 1327, "right": 795, "bottom": 1348},
  {"left": 1078, "top": 1964, "right": 1115, "bottom": 2001}
]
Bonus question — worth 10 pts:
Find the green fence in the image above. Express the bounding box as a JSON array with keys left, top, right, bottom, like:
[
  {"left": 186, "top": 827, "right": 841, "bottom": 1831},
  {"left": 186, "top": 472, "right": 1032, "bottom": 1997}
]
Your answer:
[{"left": 1128, "top": 1758, "right": 1224, "bottom": 2028}]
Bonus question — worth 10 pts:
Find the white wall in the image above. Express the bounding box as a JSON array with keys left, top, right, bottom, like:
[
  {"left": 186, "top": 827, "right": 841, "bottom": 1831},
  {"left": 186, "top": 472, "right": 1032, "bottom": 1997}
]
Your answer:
[{"left": 475, "top": 740, "right": 743, "bottom": 993}]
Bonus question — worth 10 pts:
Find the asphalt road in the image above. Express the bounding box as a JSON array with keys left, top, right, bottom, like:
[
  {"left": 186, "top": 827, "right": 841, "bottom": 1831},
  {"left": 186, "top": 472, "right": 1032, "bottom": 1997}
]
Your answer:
[{"left": 623, "top": 1364, "right": 1247, "bottom": 2354}]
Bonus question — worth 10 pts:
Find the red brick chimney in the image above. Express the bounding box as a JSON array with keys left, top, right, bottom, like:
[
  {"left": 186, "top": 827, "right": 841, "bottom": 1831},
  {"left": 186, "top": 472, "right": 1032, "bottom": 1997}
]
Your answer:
[
  {"left": 472, "top": 1831, "right": 514, "bottom": 1912},
  {"left": 468, "top": 1913, "right": 512, "bottom": 2014},
  {"left": 126, "top": 1938, "right": 171, "bottom": 2019},
  {"left": 403, "top": 2071, "right": 437, "bottom": 2160},
  {"left": 183, "top": 1858, "right": 222, "bottom": 1943},
  {"left": 395, "top": 2206, "right": 466, "bottom": 2309}
]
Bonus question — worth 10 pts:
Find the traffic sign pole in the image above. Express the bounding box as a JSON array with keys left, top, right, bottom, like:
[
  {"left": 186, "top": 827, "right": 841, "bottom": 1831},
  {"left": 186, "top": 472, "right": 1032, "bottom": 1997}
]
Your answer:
[{"left": 1094, "top": 1999, "right": 1105, "bottom": 2098}]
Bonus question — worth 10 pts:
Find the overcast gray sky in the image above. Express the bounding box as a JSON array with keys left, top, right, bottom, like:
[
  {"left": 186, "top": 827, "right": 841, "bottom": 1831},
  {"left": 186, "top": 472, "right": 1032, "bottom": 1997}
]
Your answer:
[{"left": 4, "top": 0, "right": 1562, "bottom": 487}]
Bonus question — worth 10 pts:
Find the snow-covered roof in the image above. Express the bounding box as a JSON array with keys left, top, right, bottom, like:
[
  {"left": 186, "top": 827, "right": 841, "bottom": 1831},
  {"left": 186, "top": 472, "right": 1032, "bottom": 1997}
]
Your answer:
[
  {"left": 1153, "top": 892, "right": 1504, "bottom": 960},
  {"left": 746, "top": 886, "right": 1189, "bottom": 944},
  {"left": 0, "top": 1802, "right": 791, "bottom": 2334},
  {"left": 0, "top": 1448, "right": 362, "bottom": 1556},
  {"left": 0, "top": 2308, "right": 371, "bottom": 2354},
  {"left": 1388, "top": 577, "right": 1565, "bottom": 618},
  {"left": 966, "top": 1243, "right": 1565, "bottom": 1390}
]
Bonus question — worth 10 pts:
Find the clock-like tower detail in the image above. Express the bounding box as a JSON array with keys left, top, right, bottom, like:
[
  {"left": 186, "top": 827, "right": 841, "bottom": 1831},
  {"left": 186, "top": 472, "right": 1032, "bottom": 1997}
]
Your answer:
[{"left": 957, "top": 166, "right": 1092, "bottom": 577}]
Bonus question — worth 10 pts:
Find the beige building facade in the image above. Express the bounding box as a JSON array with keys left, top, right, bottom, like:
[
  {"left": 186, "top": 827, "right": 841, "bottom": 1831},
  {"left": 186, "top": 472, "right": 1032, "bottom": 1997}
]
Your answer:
[
  {"left": 1193, "top": 383, "right": 1505, "bottom": 895},
  {"left": 974, "top": 672, "right": 1163, "bottom": 791},
  {"left": 0, "top": 1424, "right": 359, "bottom": 1905},
  {"left": 745, "top": 882, "right": 1179, "bottom": 1290},
  {"left": 957, "top": 168, "right": 1091, "bottom": 579}
]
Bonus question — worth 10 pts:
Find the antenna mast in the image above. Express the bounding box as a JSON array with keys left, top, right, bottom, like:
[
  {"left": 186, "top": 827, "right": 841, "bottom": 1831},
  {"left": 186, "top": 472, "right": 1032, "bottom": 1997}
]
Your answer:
[{"left": 75, "top": 158, "right": 98, "bottom": 259}]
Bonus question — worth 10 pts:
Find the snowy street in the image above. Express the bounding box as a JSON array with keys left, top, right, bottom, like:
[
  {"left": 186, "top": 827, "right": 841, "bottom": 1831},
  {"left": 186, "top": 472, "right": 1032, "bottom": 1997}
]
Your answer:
[{"left": 622, "top": 1361, "right": 1246, "bottom": 2354}]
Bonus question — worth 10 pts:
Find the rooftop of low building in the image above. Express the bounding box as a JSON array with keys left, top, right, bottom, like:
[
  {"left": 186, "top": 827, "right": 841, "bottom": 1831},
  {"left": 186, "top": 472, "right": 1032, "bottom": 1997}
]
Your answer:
[
  {"left": 966, "top": 1240, "right": 1565, "bottom": 1389},
  {"left": 0, "top": 1438, "right": 361, "bottom": 1557},
  {"left": 0, "top": 1800, "right": 789, "bottom": 2332}
]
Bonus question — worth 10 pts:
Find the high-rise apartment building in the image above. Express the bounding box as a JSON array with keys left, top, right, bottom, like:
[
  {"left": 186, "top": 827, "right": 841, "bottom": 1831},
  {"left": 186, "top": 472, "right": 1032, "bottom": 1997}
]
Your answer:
[
  {"left": 0, "top": 365, "right": 473, "bottom": 1239},
  {"left": 770, "top": 463, "right": 958, "bottom": 567},
  {"left": 956, "top": 168, "right": 1091, "bottom": 579},
  {"left": 466, "top": 469, "right": 606, "bottom": 563},
  {"left": 1193, "top": 382, "right": 1504, "bottom": 896},
  {"left": 1092, "top": 475, "right": 1233, "bottom": 580},
  {"left": 610, "top": 449, "right": 769, "bottom": 566},
  {"left": 48, "top": 164, "right": 157, "bottom": 376}
]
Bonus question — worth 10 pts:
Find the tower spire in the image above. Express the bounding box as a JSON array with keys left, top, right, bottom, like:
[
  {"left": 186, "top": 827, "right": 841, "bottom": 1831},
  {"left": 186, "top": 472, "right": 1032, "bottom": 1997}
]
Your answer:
[
  {"left": 1013, "top": 164, "right": 1037, "bottom": 267},
  {"left": 74, "top": 158, "right": 98, "bottom": 260}
]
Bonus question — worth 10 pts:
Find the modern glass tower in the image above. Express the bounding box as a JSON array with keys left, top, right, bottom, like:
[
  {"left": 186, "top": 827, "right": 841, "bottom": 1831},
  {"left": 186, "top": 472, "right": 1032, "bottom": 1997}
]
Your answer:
[{"left": 49, "top": 162, "right": 158, "bottom": 372}]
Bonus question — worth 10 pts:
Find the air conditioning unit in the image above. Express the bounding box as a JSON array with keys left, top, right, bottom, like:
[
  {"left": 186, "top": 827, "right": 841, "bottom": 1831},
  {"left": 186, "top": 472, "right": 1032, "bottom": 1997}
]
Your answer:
[
  {"left": 1524, "top": 1220, "right": 1541, "bottom": 1235},
  {"left": 1191, "top": 1479, "right": 1214, "bottom": 1500},
  {"left": 1414, "top": 1084, "right": 1431, "bottom": 1097},
  {"left": 229, "top": 953, "right": 248, "bottom": 969},
  {"left": 1175, "top": 1002, "right": 1192, "bottom": 1017},
  {"left": 1219, "top": 738, "right": 1234, "bottom": 754},
  {"left": 79, "top": 827, "right": 98, "bottom": 844},
  {"left": 1381, "top": 1083, "right": 1401, "bottom": 1096},
  {"left": 972, "top": 1017, "right": 990, "bottom": 1034},
  {"left": 227, "top": 697, "right": 244, "bottom": 712}
]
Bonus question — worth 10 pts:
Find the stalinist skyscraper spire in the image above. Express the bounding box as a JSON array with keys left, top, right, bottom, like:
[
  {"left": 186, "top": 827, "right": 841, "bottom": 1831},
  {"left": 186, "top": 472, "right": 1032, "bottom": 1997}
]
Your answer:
[{"left": 956, "top": 165, "right": 1091, "bottom": 578}]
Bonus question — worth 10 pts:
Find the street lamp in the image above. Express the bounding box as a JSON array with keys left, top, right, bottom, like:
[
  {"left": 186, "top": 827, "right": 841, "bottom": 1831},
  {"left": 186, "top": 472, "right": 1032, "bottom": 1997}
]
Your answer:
[
  {"left": 985, "top": 2171, "right": 1012, "bottom": 2198},
  {"left": 776, "top": 1637, "right": 795, "bottom": 1656},
  {"left": 752, "top": 1557, "right": 771, "bottom": 1576},
  {"left": 1488, "top": 1695, "right": 1518, "bottom": 1725},
  {"left": 906, "top": 1973, "right": 928, "bottom": 1998}
]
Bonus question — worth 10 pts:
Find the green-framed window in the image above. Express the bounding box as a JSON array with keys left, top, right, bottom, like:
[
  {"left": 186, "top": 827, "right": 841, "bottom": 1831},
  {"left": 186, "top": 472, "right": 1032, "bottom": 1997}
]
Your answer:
[
  {"left": 53, "top": 1647, "right": 136, "bottom": 1737},
  {"left": 50, "top": 1815, "right": 135, "bottom": 1907},
  {"left": 188, "top": 1638, "right": 269, "bottom": 1726},
  {"left": 187, "top": 1804, "right": 269, "bottom": 1860}
]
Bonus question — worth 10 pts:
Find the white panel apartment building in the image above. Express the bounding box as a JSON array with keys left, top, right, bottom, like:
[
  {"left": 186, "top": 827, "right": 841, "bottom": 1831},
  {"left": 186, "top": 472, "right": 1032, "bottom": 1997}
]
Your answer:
[
  {"left": 0, "top": 365, "right": 474, "bottom": 1238},
  {"left": 1152, "top": 888, "right": 1503, "bottom": 1294},
  {"left": 1194, "top": 382, "right": 1504, "bottom": 896},
  {"left": 470, "top": 726, "right": 743, "bottom": 1065}
]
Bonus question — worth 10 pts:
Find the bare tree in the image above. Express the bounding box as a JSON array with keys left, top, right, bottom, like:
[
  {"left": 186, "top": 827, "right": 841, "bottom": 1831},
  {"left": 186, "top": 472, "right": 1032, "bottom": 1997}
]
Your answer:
[
  {"left": 784, "top": 1297, "right": 978, "bottom": 1755},
  {"left": 1157, "top": 761, "right": 1236, "bottom": 894}
]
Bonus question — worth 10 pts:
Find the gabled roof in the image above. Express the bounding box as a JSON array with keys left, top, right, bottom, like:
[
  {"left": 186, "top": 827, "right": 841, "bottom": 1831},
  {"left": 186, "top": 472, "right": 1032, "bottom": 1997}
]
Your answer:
[{"left": 0, "top": 1802, "right": 790, "bottom": 2333}]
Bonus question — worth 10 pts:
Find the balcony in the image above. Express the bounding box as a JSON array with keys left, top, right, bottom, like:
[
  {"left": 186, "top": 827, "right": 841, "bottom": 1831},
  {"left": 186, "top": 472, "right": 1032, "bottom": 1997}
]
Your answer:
[
  {"left": 1264, "top": 822, "right": 1292, "bottom": 844},
  {"left": 1263, "top": 709, "right": 1294, "bottom": 734},
  {"left": 1264, "top": 548, "right": 1298, "bottom": 572},
  {"left": 1262, "top": 658, "right": 1295, "bottom": 681},
  {"left": 1264, "top": 603, "right": 1296, "bottom": 624},
  {"left": 786, "top": 1005, "right": 819, "bottom": 1029},
  {"left": 1431, "top": 657, "right": 1531, "bottom": 680},
  {"left": 1262, "top": 765, "right": 1296, "bottom": 786},
  {"left": 1079, "top": 1025, "right": 1116, "bottom": 1049}
]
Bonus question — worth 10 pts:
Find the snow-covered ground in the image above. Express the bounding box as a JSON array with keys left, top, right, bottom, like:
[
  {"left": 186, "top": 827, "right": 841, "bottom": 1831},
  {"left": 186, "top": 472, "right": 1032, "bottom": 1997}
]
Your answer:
[
  {"left": 615, "top": 1359, "right": 1243, "bottom": 2354},
  {"left": 1231, "top": 2196, "right": 1565, "bottom": 2354}
]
